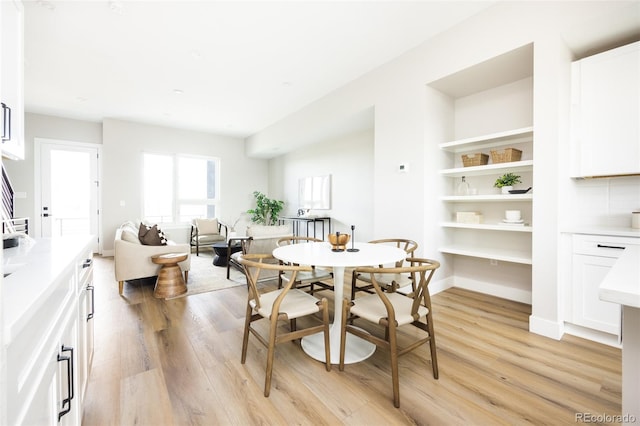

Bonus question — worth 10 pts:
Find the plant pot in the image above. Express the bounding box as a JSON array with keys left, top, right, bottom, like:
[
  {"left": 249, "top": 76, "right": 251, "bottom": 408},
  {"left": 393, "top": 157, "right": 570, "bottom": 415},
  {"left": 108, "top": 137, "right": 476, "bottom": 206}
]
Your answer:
[{"left": 501, "top": 186, "right": 513, "bottom": 194}]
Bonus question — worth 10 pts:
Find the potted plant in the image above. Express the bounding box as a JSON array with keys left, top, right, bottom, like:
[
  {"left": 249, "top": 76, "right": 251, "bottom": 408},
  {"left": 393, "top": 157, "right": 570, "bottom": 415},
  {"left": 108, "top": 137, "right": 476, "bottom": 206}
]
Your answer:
[
  {"left": 247, "top": 191, "right": 284, "bottom": 226},
  {"left": 494, "top": 172, "right": 522, "bottom": 194}
]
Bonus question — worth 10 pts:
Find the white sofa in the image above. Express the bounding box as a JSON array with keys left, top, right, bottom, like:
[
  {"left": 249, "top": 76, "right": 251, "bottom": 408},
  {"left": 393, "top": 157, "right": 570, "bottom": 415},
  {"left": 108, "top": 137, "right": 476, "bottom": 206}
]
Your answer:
[{"left": 114, "top": 221, "right": 191, "bottom": 295}]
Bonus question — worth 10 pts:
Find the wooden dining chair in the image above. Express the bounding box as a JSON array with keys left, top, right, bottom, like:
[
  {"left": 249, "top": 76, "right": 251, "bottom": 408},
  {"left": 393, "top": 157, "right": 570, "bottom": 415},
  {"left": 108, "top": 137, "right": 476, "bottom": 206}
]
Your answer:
[
  {"left": 351, "top": 238, "right": 418, "bottom": 300},
  {"left": 238, "top": 253, "right": 331, "bottom": 397},
  {"left": 276, "top": 236, "right": 334, "bottom": 294},
  {"left": 339, "top": 257, "right": 440, "bottom": 408}
]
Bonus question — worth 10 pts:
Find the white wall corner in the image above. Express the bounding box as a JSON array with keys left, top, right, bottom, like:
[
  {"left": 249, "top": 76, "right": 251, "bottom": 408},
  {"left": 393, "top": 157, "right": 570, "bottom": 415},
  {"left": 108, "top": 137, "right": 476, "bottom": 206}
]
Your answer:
[
  {"left": 529, "top": 314, "right": 564, "bottom": 340},
  {"left": 429, "top": 276, "right": 455, "bottom": 296}
]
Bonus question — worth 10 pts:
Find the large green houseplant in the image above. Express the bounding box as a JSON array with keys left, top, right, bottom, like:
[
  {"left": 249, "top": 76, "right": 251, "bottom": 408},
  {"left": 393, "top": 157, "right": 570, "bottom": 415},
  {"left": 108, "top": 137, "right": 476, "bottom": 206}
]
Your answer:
[{"left": 247, "top": 191, "right": 284, "bottom": 226}]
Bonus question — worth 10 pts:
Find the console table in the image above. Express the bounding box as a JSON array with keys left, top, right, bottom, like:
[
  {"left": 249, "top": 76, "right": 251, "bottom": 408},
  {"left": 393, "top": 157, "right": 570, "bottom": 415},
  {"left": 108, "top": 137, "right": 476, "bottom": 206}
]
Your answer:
[{"left": 278, "top": 216, "right": 331, "bottom": 240}]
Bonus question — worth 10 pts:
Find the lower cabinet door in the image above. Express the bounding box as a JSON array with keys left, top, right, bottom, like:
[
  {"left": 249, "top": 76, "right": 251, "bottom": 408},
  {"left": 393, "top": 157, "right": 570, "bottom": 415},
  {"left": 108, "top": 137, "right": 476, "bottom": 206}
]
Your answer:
[{"left": 572, "top": 254, "right": 621, "bottom": 336}]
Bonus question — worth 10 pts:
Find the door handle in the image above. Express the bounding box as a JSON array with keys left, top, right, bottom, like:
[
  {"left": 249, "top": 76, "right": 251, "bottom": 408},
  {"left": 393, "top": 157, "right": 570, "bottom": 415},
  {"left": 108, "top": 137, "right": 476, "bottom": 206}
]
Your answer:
[{"left": 1, "top": 103, "right": 11, "bottom": 142}]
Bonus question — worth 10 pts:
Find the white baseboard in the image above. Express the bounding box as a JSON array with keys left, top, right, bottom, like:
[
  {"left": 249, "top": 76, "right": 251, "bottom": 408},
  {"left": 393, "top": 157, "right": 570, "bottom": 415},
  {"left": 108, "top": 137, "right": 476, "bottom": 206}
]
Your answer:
[
  {"left": 452, "top": 276, "right": 532, "bottom": 304},
  {"left": 563, "top": 322, "right": 621, "bottom": 348},
  {"left": 529, "top": 315, "right": 564, "bottom": 340},
  {"left": 102, "top": 249, "right": 114, "bottom": 257}
]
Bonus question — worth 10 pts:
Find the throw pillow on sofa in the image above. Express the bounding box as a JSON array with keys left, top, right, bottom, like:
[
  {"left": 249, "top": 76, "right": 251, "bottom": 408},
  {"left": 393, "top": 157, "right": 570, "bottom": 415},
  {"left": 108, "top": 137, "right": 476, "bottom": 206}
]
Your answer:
[{"left": 138, "top": 223, "right": 168, "bottom": 246}]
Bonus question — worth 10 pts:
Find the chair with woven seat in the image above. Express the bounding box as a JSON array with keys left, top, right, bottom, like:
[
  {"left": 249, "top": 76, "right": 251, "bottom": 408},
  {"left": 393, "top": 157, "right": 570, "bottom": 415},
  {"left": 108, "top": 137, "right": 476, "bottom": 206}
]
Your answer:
[
  {"left": 351, "top": 238, "right": 418, "bottom": 300},
  {"left": 276, "top": 236, "right": 334, "bottom": 294},
  {"left": 339, "top": 257, "right": 440, "bottom": 408},
  {"left": 239, "top": 253, "right": 331, "bottom": 397}
]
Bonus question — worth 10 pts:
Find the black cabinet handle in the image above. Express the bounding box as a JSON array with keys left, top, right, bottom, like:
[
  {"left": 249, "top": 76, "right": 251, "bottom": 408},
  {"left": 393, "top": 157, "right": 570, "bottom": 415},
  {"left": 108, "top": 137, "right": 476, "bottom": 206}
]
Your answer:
[
  {"left": 57, "top": 345, "right": 75, "bottom": 421},
  {"left": 597, "top": 244, "right": 625, "bottom": 250},
  {"left": 87, "top": 285, "right": 95, "bottom": 321},
  {"left": 82, "top": 259, "right": 92, "bottom": 268}
]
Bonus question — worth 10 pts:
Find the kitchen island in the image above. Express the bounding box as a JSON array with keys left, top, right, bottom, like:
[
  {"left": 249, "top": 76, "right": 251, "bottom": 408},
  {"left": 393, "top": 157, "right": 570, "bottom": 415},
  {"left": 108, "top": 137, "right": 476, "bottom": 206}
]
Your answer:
[
  {"left": 2, "top": 236, "right": 95, "bottom": 425},
  {"left": 599, "top": 245, "right": 640, "bottom": 422}
]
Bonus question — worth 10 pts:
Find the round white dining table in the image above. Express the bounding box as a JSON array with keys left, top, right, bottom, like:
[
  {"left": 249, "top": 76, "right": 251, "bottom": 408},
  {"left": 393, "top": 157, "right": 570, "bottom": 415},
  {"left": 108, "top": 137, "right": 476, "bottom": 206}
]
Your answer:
[{"left": 272, "top": 241, "right": 406, "bottom": 364}]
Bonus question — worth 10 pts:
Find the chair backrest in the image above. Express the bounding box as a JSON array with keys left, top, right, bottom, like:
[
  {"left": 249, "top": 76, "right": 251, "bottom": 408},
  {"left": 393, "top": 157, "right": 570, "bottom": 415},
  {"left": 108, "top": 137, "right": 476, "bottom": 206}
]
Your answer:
[
  {"left": 355, "top": 257, "right": 440, "bottom": 317},
  {"left": 276, "top": 236, "right": 322, "bottom": 247},
  {"left": 238, "top": 253, "right": 312, "bottom": 312},
  {"left": 245, "top": 224, "right": 292, "bottom": 254},
  {"left": 369, "top": 238, "right": 418, "bottom": 267},
  {"left": 193, "top": 218, "right": 221, "bottom": 235}
]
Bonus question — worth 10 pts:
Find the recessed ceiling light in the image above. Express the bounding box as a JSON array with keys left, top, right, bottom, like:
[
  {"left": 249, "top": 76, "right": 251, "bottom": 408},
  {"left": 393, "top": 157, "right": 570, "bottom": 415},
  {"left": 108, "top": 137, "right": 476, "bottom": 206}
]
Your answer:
[
  {"left": 37, "top": 1, "right": 56, "bottom": 11},
  {"left": 173, "top": 89, "right": 184, "bottom": 95},
  {"left": 109, "top": 1, "right": 124, "bottom": 15}
]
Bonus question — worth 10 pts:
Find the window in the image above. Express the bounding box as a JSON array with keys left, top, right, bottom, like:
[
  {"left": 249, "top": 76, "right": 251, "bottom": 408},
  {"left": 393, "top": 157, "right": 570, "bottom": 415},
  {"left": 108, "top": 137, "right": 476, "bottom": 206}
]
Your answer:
[{"left": 142, "top": 153, "right": 219, "bottom": 224}]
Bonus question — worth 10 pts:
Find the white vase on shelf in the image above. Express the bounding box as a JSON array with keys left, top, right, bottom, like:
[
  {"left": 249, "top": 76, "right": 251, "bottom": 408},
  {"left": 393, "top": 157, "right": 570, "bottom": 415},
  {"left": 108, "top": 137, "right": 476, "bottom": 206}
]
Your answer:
[{"left": 501, "top": 186, "right": 513, "bottom": 194}]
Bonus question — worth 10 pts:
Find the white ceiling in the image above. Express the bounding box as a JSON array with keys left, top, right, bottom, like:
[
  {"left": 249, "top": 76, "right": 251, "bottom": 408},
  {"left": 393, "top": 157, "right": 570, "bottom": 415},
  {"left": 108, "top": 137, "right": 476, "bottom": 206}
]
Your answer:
[{"left": 23, "top": 0, "right": 496, "bottom": 138}]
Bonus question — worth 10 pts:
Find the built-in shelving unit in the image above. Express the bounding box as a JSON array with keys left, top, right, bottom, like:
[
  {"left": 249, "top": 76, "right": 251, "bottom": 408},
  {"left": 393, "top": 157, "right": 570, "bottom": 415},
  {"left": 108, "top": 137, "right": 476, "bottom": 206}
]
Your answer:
[
  {"left": 428, "top": 43, "right": 534, "bottom": 303},
  {"left": 439, "top": 126, "right": 533, "bottom": 153},
  {"left": 441, "top": 194, "right": 533, "bottom": 202},
  {"left": 440, "top": 159, "right": 533, "bottom": 178},
  {"left": 440, "top": 222, "right": 532, "bottom": 232},
  {"left": 438, "top": 245, "right": 532, "bottom": 265}
]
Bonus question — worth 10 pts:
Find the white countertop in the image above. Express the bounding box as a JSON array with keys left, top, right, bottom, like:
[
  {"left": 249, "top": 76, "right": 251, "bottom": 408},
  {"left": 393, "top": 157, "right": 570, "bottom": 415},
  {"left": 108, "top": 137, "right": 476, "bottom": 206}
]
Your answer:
[
  {"left": 564, "top": 225, "right": 640, "bottom": 238},
  {"left": 2, "top": 236, "right": 93, "bottom": 342},
  {"left": 599, "top": 245, "right": 640, "bottom": 308}
]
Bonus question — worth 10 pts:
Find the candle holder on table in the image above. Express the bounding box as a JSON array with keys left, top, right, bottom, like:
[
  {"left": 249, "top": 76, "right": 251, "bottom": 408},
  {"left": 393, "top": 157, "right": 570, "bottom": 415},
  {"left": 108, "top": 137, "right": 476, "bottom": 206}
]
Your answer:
[{"left": 347, "top": 225, "right": 359, "bottom": 252}]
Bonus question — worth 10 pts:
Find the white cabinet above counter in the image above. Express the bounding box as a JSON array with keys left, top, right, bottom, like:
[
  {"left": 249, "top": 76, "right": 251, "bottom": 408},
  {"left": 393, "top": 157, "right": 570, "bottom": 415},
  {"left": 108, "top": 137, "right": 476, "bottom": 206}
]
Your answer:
[{"left": 571, "top": 41, "right": 640, "bottom": 178}]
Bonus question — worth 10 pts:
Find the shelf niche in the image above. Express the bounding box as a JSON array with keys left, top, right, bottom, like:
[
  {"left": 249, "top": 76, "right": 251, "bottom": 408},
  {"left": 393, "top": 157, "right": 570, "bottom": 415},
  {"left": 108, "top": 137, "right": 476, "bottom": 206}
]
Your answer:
[{"left": 429, "top": 43, "right": 534, "bottom": 304}]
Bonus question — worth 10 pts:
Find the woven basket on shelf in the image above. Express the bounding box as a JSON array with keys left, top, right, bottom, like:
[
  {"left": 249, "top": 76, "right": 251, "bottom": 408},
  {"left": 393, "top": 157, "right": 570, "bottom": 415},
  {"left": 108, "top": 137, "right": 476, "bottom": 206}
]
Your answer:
[
  {"left": 461, "top": 153, "right": 489, "bottom": 167},
  {"left": 490, "top": 148, "right": 522, "bottom": 164}
]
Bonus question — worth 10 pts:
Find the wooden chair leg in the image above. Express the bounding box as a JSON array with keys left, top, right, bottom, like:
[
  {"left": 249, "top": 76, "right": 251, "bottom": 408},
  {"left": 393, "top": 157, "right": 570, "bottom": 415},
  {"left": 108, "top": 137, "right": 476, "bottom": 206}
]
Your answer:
[
  {"left": 321, "top": 299, "right": 331, "bottom": 372},
  {"left": 339, "top": 298, "right": 349, "bottom": 371},
  {"left": 119, "top": 280, "right": 124, "bottom": 295},
  {"left": 241, "top": 304, "right": 252, "bottom": 364},
  {"left": 388, "top": 326, "right": 400, "bottom": 408},
  {"left": 264, "top": 318, "right": 278, "bottom": 397},
  {"left": 184, "top": 270, "right": 189, "bottom": 283},
  {"left": 427, "top": 316, "right": 439, "bottom": 379}
]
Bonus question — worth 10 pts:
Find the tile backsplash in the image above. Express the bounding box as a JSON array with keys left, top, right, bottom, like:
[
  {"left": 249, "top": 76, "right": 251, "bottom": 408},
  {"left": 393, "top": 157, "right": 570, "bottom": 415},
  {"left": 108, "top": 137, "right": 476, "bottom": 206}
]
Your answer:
[{"left": 567, "top": 176, "right": 640, "bottom": 227}]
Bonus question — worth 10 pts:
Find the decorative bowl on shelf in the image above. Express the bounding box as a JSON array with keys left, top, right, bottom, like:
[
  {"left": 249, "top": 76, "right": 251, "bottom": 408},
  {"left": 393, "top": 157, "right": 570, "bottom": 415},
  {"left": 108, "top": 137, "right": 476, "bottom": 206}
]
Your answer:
[
  {"left": 328, "top": 233, "right": 350, "bottom": 251},
  {"left": 508, "top": 187, "right": 532, "bottom": 194}
]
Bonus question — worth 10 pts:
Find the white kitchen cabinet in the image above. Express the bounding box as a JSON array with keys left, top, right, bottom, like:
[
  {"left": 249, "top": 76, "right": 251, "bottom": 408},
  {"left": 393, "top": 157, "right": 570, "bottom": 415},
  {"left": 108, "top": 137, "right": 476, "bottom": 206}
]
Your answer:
[
  {"left": 3, "top": 237, "right": 94, "bottom": 425},
  {"left": 571, "top": 41, "right": 640, "bottom": 177},
  {"left": 569, "top": 234, "right": 639, "bottom": 340},
  {"left": 0, "top": 0, "right": 25, "bottom": 160}
]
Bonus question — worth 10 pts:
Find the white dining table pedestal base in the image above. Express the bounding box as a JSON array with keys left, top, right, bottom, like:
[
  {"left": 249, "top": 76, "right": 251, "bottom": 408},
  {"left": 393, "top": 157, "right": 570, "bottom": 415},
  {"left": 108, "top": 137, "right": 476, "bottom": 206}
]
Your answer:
[
  {"left": 301, "top": 265, "right": 376, "bottom": 364},
  {"left": 301, "top": 326, "right": 375, "bottom": 365}
]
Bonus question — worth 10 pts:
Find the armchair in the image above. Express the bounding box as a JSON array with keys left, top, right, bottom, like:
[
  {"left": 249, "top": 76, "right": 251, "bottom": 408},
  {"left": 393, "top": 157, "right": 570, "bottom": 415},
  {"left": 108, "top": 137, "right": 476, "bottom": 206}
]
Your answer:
[{"left": 190, "top": 218, "right": 227, "bottom": 256}]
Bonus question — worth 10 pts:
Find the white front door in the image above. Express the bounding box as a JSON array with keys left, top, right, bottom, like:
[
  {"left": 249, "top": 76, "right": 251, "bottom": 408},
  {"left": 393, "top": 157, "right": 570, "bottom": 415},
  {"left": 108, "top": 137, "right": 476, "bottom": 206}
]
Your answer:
[{"left": 38, "top": 139, "right": 100, "bottom": 252}]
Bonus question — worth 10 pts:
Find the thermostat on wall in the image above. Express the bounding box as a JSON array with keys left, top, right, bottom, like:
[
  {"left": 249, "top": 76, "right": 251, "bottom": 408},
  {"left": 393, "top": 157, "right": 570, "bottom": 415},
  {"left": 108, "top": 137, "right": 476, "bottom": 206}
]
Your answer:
[{"left": 398, "top": 163, "right": 409, "bottom": 173}]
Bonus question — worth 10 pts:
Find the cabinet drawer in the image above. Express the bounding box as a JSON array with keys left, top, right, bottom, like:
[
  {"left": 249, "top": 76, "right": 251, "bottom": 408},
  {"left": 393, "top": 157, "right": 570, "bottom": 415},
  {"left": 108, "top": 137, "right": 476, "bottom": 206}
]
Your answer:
[{"left": 572, "top": 234, "right": 639, "bottom": 258}]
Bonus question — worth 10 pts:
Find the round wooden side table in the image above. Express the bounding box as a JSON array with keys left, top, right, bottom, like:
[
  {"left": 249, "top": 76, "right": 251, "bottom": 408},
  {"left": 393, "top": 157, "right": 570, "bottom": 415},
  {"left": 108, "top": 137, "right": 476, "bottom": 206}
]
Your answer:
[{"left": 151, "top": 252, "right": 189, "bottom": 298}]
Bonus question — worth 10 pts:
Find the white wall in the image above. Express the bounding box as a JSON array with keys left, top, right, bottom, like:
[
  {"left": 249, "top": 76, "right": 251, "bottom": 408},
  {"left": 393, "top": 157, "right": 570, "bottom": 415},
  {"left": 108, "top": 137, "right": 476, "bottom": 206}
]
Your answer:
[
  {"left": 269, "top": 128, "right": 375, "bottom": 241},
  {"left": 101, "top": 118, "right": 268, "bottom": 252}
]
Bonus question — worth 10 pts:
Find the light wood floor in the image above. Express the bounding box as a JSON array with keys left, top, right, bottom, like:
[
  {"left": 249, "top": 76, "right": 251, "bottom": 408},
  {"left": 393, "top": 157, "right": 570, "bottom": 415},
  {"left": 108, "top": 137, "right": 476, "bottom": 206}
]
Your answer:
[{"left": 83, "top": 256, "right": 621, "bottom": 425}]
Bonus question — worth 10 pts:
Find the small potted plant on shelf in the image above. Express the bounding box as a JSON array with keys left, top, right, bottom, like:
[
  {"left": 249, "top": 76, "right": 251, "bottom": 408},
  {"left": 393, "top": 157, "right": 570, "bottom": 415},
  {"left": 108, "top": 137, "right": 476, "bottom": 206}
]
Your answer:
[{"left": 494, "top": 172, "right": 522, "bottom": 194}]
